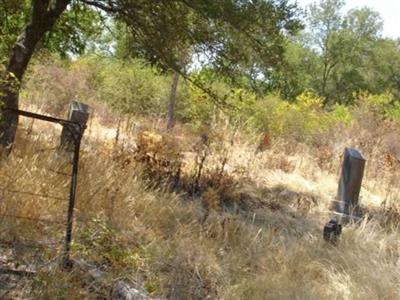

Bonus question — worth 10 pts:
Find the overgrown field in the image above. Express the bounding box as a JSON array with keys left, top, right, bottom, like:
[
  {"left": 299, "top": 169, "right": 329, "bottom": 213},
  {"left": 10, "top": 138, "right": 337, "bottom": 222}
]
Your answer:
[{"left": 1, "top": 56, "right": 400, "bottom": 299}]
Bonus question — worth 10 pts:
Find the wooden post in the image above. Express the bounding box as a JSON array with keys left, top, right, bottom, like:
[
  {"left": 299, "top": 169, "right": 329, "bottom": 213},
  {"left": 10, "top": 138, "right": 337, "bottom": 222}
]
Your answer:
[{"left": 60, "top": 101, "right": 89, "bottom": 152}]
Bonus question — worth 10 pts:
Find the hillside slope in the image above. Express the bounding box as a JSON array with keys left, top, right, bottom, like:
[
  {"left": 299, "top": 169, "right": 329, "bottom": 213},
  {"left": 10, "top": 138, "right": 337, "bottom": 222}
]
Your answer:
[{"left": 0, "top": 106, "right": 399, "bottom": 299}]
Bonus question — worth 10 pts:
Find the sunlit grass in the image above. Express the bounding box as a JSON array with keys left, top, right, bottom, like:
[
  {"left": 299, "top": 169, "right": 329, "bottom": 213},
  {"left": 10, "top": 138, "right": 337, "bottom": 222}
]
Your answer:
[{"left": 0, "top": 115, "right": 399, "bottom": 299}]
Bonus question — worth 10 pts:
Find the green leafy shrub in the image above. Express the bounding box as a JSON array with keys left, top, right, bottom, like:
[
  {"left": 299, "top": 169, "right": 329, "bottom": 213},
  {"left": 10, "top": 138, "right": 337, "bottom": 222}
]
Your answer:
[
  {"left": 355, "top": 92, "right": 393, "bottom": 116},
  {"left": 91, "top": 58, "right": 170, "bottom": 116},
  {"left": 385, "top": 102, "right": 400, "bottom": 121},
  {"left": 175, "top": 79, "right": 216, "bottom": 130},
  {"left": 328, "top": 103, "right": 353, "bottom": 125},
  {"left": 251, "top": 92, "right": 353, "bottom": 142},
  {"left": 254, "top": 92, "right": 325, "bottom": 141},
  {"left": 353, "top": 92, "right": 400, "bottom": 122},
  {"left": 177, "top": 83, "right": 350, "bottom": 143}
]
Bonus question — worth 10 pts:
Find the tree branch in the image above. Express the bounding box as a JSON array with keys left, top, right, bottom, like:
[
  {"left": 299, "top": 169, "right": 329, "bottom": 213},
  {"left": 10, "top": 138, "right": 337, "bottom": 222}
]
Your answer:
[{"left": 79, "top": 0, "right": 117, "bottom": 13}]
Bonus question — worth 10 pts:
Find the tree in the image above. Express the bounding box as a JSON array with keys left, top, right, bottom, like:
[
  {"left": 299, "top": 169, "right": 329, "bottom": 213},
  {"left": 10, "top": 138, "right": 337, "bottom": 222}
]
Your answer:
[
  {"left": 366, "top": 38, "right": 400, "bottom": 98},
  {"left": 306, "top": 0, "right": 383, "bottom": 103},
  {"left": 329, "top": 7, "right": 383, "bottom": 103},
  {"left": 0, "top": 0, "right": 102, "bottom": 150},
  {"left": 0, "top": 1, "right": 101, "bottom": 62},
  {"left": 271, "top": 37, "right": 320, "bottom": 101},
  {"left": 0, "top": 0, "right": 71, "bottom": 150},
  {"left": 1, "top": 0, "right": 302, "bottom": 148},
  {"left": 109, "top": 0, "right": 302, "bottom": 128},
  {"left": 308, "top": 0, "right": 345, "bottom": 101},
  {"left": 0, "top": 0, "right": 29, "bottom": 62}
]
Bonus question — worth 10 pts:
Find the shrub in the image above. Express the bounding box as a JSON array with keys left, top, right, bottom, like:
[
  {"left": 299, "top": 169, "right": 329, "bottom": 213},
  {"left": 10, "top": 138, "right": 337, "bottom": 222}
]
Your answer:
[
  {"left": 175, "top": 79, "right": 216, "bottom": 130},
  {"left": 177, "top": 85, "right": 351, "bottom": 143},
  {"left": 21, "top": 54, "right": 96, "bottom": 115},
  {"left": 354, "top": 92, "right": 398, "bottom": 117},
  {"left": 385, "top": 102, "right": 400, "bottom": 121},
  {"left": 134, "top": 130, "right": 183, "bottom": 185},
  {"left": 91, "top": 58, "right": 170, "bottom": 116},
  {"left": 328, "top": 103, "right": 353, "bottom": 125},
  {"left": 252, "top": 92, "right": 325, "bottom": 141}
]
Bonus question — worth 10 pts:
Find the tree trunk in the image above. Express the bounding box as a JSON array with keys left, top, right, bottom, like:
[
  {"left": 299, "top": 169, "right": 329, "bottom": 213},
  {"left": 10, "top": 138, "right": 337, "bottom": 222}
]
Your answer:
[
  {"left": 166, "top": 71, "right": 180, "bottom": 130},
  {"left": 0, "top": 0, "right": 70, "bottom": 150}
]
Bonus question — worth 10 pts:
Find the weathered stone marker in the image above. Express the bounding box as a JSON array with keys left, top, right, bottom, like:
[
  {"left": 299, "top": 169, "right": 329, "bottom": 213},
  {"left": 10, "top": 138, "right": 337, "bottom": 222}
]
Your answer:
[
  {"left": 335, "top": 148, "right": 366, "bottom": 222},
  {"left": 60, "top": 101, "right": 89, "bottom": 152},
  {"left": 324, "top": 147, "right": 366, "bottom": 243}
]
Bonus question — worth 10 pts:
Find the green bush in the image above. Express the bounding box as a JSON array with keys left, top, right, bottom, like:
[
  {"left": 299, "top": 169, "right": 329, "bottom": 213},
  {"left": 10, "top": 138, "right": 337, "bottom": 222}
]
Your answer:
[
  {"left": 328, "top": 103, "right": 353, "bottom": 125},
  {"left": 242, "top": 91, "right": 353, "bottom": 142},
  {"left": 385, "top": 102, "right": 400, "bottom": 121},
  {"left": 176, "top": 82, "right": 352, "bottom": 142},
  {"left": 175, "top": 79, "right": 216, "bottom": 130},
  {"left": 90, "top": 57, "right": 170, "bottom": 116},
  {"left": 353, "top": 92, "right": 400, "bottom": 122}
]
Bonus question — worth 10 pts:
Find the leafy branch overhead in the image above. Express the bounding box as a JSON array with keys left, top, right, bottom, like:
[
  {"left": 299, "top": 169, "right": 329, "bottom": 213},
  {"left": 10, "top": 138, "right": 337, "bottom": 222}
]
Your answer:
[
  {"left": 0, "top": 0, "right": 302, "bottom": 147},
  {"left": 81, "top": 0, "right": 302, "bottom": 76}
]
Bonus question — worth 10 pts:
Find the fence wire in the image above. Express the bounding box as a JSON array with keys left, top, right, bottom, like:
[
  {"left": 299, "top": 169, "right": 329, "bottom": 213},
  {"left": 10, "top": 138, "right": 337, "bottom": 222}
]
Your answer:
[
  {"left": 0, "top": 213, "right": 65, "bottom": 225},
  {"left": 0, "top": 105, "right": 87, "bottom": 276},
  {"left": 0, "top": 188, "right": 68, "bottom": 202}
]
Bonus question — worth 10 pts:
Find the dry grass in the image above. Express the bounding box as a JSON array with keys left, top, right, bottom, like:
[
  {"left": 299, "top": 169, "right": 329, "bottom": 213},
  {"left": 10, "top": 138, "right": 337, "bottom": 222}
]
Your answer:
[{"left": 0, "top": 113, "right": 399, "bottom": 300}]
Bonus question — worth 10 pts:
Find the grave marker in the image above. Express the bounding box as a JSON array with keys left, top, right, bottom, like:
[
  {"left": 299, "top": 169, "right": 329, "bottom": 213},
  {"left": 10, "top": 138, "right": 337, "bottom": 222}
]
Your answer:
[{"left": 324, "top": 147, "right": 366, "bottom": 243}]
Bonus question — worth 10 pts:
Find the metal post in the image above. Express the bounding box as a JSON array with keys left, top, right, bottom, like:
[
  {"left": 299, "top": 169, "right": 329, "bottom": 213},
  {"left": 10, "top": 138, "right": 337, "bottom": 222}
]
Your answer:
[
  {"left": 61, "top": 101, "right": 89, "bottom": 270},
  {"left": 1, "top": 106, "right": 89, "bottom": 269},
  {"left": 62, "top": 135, "right": 81, "bottom": 270},
  {"left": 324, "top": 147, "right": 366, "bottom": 243}
]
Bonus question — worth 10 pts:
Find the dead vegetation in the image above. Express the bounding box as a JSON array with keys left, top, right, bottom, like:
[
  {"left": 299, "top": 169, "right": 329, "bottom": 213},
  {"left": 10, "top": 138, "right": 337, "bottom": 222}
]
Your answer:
[{"left": 0, "top": 110, "right": 399, "bottom": 299}]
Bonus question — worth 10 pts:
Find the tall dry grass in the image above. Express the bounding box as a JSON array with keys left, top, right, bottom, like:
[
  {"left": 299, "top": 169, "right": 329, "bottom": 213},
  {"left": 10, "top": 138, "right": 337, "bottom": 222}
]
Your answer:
[{"left": 0, "top": 112, "right": 399, "bottom": 299}]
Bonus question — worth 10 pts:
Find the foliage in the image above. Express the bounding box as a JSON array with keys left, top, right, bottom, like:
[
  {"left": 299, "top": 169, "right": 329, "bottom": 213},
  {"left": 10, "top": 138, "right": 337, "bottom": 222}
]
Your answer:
[
  {"left": 91, "top": 58, "right": 171, "bottom": 116},
  {"left": 41, "top": 2, "right": 103, "bottom": 57},
  {"left": 101, "top": 0, "right": 302, "bottom": 92},
  {"left": 354, "top": 92, "right": 400, "bottom": 122},
  {"left": 385, "top": 102, "right": 400, "bottom": 121},
  {"left": 329, "top": 103, "right": 352, "bottom": 125},
  {"left": 0, "top": 1, "right": 102, "bottom": 62},
  {"left": 0, "top": 0, "right": 29, "bottom": 61},
  {"left": 172, "top": 69, "right": 355, "bottom": 142},
  {"left": 367, "top": 39, "right": 400, "bottom": 98},
  {"left": 19, "top": 54, "right": 364, "bottom": 147},
  {"left": 21, "top": 54, "right": 96, "bottom": 115},
  {"left": 267, "top": 0, "right": 398, "bottom": 105},
  {"left": 272, "top": 39, "right": 320, "bottom": 101}
]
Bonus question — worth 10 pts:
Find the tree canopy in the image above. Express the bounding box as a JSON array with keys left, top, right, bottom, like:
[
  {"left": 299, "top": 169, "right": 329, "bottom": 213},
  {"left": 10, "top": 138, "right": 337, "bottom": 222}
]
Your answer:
[
  {"left": 0, "top": 0, "right": 303, "bottom": 146},
  {"left": 0, "top": 0, "right": 102, "bottom": 61},
  {"left": 272, "top": 0, "right": 400, "bottom": 104},
  {"left": 89, "top": 1, "right": 302, "bottom": 78}
]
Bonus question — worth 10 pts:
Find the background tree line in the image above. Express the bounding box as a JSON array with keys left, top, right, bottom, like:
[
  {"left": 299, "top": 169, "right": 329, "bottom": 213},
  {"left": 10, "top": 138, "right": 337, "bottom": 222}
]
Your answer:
[{"left": 276, "top": 0, "right": 400, "bottom": 104}]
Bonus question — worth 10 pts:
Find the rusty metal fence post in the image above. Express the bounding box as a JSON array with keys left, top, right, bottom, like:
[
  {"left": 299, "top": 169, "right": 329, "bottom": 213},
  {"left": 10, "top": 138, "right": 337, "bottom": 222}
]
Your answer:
[
  {"left": 324, "top": 147, "right": 366, "bottom": 243},
  {"left": 1, "top": 102, "right": 90, "bottom": 271},
  {"left": 61, "top": 101, "right": 89, "bottom": 270}
]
